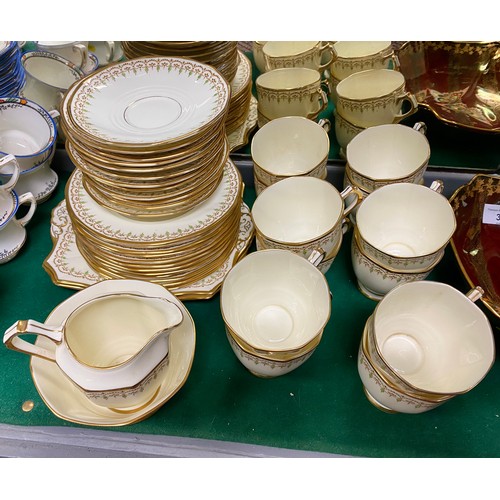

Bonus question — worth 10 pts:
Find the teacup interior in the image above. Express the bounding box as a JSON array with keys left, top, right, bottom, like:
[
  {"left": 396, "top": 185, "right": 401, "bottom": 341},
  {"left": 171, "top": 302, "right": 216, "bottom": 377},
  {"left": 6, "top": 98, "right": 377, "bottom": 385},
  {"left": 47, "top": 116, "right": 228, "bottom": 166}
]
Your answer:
[
  {"left": 24, "top": 54, "right": 81, "bottom": 89},
  {"left": 346, "top": 124, "right": 430, "bottom": 179},
  {"left": 221, "top": 250, "right": 330, "bottom": 351},
  {"left": 251, "top": 117, "right": 329, "bottom": 175},
  {"left": 252, "top": 177, "right": 343, "bottom": 243},
  {"left": 356, "top": 183, "right": 456, "bottom": 257},
  {"left": 0, "top": 104, "right": 53, "bottom": 156},
  {"left": 373, "top": 281, "right": 494, "bottom": 394},
  {"left": 257, "top": 67, "right": 320, "bottom": 91},
  {"left": 64, "top": 294, "right": 180, "bottom": 368},
  {"left": 334, "top": 41, "right": 392, "bottom": 59},
  {"left": 336, "top": 69, "right": 404, "bottom": 100}
]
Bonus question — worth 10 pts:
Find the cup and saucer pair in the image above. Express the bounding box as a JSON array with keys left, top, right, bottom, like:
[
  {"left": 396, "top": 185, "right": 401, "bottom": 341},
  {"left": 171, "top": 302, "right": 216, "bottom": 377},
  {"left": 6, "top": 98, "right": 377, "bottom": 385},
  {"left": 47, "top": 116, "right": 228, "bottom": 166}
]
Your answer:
[{"left": 29, "top": 279, "right": 196, "bottom": 426}]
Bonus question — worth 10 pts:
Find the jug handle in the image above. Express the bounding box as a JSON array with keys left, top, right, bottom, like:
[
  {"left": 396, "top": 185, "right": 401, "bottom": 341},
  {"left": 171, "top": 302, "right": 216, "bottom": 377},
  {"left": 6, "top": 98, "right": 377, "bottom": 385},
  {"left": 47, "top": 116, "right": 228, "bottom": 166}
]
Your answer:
[{"left": 3, "top": 320, "right": 62, "bottom": 362}]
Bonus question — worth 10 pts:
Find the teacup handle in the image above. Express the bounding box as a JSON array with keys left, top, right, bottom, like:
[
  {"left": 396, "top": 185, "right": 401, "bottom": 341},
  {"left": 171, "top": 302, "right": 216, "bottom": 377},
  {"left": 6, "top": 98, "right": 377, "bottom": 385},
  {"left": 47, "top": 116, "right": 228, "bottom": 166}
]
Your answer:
[
  {"left": 308, "top": 248, "right": 325, "bottom": 267},
  {"left": 3, "top": 319, "right": 62, "bottom": 362},
  {"left": 318, "top": 118, "right": 331, "bottom": 133},
  {"left": 73, "top": 43, "right": 88, "bottom": 68},
  {"left": 318, "top": 42, "right": 335, "bottom": 72},
  {"left": 15, "top": 192, "right": 37, "bottom": 227},
  {"left": 466, "top": 286, "right": 484, "bottom": 302},
  {"left": 308, "top": 87, "right": 328, "bottom": 118},
  {"left": 105, "top": 41, "right": 115, "bottom": 62},
  {"left": 385, "top": 53, "right": 401, "bottom": 71},
  {"left": 429, "top": 179, "right": 444, "bottom": 194},
  {"left": 413, "top": 121, "right": 427, "bottom": 135},
  {"left": 393, "top": 92, "right": 418, "bottom": 123},
  {"left": 340, "top": 184, "right": 363, "bottom": 219},
  {"left": 0, "top": 154, "right": 20, "bottom": 191}
]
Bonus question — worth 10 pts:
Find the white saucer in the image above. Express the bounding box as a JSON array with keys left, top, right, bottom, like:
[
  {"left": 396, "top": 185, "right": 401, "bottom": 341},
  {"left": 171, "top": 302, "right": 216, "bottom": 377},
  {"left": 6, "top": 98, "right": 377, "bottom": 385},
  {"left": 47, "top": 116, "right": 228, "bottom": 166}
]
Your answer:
[
  {"left": 15, "top": 164, "right": 58, "bottom": 203},
  {"left": 43, "top": 200, "right": 254, "bottom": 299},
  {"left": 228, "top": 95, "right": 258, "bottom": 152},
  {"left": 0, "top": 219, "right": 27, "bottom": 263},
  {"left": 30, "top": 279, "right": 196, "bottom": 426}
]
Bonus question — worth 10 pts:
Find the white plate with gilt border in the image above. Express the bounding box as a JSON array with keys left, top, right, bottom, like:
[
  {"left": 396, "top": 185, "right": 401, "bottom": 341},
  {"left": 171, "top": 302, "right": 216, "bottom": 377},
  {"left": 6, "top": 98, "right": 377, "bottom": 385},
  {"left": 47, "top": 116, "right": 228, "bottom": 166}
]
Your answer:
[{"left": 43, "top": 200, "right": 255, "bottom": 300}]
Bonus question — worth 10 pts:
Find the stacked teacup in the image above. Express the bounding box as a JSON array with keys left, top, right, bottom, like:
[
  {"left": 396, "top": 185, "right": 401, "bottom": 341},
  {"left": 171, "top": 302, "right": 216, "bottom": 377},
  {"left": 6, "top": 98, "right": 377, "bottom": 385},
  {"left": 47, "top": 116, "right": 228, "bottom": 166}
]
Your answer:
[
  {"left": 0, "top": 155, "right": 37, "bottom": 263},
  {"left": 327, "top": 41, "right": 418, "bottom": 156},
  {"left": 250, "top": 116, "right": 331, "bottom": 195},
  {"left": 351, "top": 181, "right": 456, "bottom": 300},
  {"left": 342, "top": 121, "right": 431, "bottom": 223},
  {"left": 357, "top": 281, "right": 495, "bottom": 413},
  {"left": 0, "top": 97, "right": 59, "bottom": 203},
  {"left": 254, "top": 41, "right": 333, "bottom": 127}
]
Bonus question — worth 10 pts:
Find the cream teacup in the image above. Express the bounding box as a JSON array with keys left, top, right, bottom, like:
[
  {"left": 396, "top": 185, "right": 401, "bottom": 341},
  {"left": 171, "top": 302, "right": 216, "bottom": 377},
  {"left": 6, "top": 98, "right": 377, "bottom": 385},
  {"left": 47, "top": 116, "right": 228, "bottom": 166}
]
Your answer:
[
  {"left": 345, "top": 122, "right": 430, "bottom": 193},
  {"left": 251, "top": 176, "right": 362, "bottom": 268},
  {"left": 256, "top": 67, "right": 328, "bottom": 122},
  {"left": 0, "top": 191, "right": 36, "bottom": 263},
  {"left": 360, "top": 281, "right": 495, "bottom": 412},
  {"left": 4, "top": 293, "right": 184, "bottom": 409},
  {"left": 336, "top": 69, "right": 417, "bottom": 128},
  {"left": 252, "top": 41, "right": 268, "bottom": 73},
  {"left": 220, "top": 249, "right": 331, "bottom": 377},
  {"left": 251, "top": 116, "right": 330, "bottom": 194},
  {"left": 35, "top": 40, "right": 89, "bottom": 68},
  {"left": 330, "top": 41, "right": 399, "bottom": 80},
  {"left": 0, "top": 97, "right": 58, "bottom": 173},
  {"left": 21, "top": 51, "right": 85, "bottom": 113},
  {"left": 355, "top": 181, "right": 456, "bottom": 272},
  {"left": 263, "top": 41, "right": 334, "bottom": 72},
  {"left": 334, "top": 110, "right": 365, "bottom": 156}
]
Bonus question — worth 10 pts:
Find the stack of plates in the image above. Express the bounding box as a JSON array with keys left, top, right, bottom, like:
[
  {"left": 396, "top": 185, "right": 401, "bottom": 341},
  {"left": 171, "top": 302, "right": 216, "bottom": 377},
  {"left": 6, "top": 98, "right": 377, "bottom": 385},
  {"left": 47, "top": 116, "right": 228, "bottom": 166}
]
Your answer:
[
  {"left": 64, "top": 161, "right": 245, "bottom": 291},
  {"left": 226, "top": 51, "right": 253, "bottom": 135},
  {"left": 121, "top": 41, "right": 239, "bottom": 83},
  {"left": 0, "top": 41, "right": 25, "bottom": 96},
  {"left": 59, "top": 56, "right": 231, "bottom": 219}
]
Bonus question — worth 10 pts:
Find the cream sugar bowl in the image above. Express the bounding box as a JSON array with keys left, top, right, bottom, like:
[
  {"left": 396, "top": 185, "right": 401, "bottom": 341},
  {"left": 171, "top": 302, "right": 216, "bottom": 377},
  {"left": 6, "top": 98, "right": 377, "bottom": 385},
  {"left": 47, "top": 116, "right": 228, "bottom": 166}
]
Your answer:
[
  {"left": 4, "top": 292, "right": 184, "bottom": 409},
  {"left": 251, "top": 176, "right": 362, "bottom": 269},
  {"left": 251, "top": 116, "right": 330, "bottom": 194},
  {"left": 358, "top": 281, "right": 495, "bottom": 413},
  {"left": 0, "top": 190, "right": 37, "bottom": 263},
  {"left": 220, "top": 249, "right": 331, "bottom": 378},
  {"left": 255, "top": 67, "right": 329, "bottom": 125},
  {"left": 336, "top": 68, "right": 418, "bottom": 128},
  {"left": 262, "top": 41, "right": 334, "bottom": 72}
]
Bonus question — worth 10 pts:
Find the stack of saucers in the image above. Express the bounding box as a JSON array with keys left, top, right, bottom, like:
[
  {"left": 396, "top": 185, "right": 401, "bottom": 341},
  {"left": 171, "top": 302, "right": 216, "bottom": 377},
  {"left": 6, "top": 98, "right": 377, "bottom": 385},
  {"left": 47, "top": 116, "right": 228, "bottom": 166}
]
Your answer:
[
  {"left": 226, "top": 51, "right": 253, "bottom": 135},
  {"left": 64, "top": 162, "right": 244, "bottom": 289},
  {"left": 121, "top": 41, "right": 239, "bottom": 83},
  {"left": 59, "top": 56, "right": 231, "bottom": 220},
  {"left": 0, "top": 41, "right": 25, "bottom": 96}
]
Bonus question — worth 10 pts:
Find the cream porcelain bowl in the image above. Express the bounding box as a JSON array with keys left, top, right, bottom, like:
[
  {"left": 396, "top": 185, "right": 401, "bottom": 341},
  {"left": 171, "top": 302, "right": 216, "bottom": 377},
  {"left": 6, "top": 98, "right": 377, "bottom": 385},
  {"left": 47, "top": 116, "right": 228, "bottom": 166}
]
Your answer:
[
  {"left": 355, "top": 182, "right": 456, "bottom": 272},
  {"left": 220, "top": 249, "right": 331, "bottom": 354}
]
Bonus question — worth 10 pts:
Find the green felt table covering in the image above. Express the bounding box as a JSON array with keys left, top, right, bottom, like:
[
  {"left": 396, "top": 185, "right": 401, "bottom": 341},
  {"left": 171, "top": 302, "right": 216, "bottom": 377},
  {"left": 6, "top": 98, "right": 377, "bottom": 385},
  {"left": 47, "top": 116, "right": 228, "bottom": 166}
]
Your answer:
[{"left": 1, "top": 164, "right": 499, "bottom": 458}]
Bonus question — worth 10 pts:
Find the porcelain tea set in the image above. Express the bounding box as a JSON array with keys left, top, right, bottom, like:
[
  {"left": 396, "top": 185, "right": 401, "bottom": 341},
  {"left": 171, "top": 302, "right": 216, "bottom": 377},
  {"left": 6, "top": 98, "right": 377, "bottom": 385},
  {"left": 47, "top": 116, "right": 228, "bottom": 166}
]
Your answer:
[{"left": 1, "top": 41, "right": 497, "bottom": 422}]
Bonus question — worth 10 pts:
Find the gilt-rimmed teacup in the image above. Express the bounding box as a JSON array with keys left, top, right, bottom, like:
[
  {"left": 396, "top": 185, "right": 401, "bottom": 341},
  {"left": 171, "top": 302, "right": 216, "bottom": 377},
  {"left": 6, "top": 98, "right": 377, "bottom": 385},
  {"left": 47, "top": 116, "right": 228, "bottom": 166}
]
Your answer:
[
  {"left": 336, "top": 69, "right": 417, "bottom": 128},
  {"left": 351, "top": 233, "right": 435, "bottom": 301},
  {"left": 330, "top": 41, "right": 399, "bottom": 81},
  {"left": 252, "top": 41, "right": 268, "bottom": 73},
  {"left": 251, "top": 176, "right": 362, "bottom": 267},
  {"left": 220, "top": 249, "right": 331, "bottom": 377},
  {"left": 0, "top": 97, "right": 58, "bottom": 173},
  {"left": 345, "top": 122, "right": 430, "bottom": 193},
  {"left": 35, "top": 41, "right": 89, "bottom": 68},
  {"left": 355, "top": 181, "right": 456, "bottom": 272},
  {"left": 368, "top": 281, "right": 495, "bottom": 403},
  {"left": 21, "top": 51, "right": 85, "bottom": 112},
  {"left": 0, "top": 191, "right": 36, "bottom": 263},
  {"left": 334, "top": 110, "right": 365, "bottom": 156},
  {"left": 263, "top": 41, "right": 334, "bottom": 72},
  {"left": 251, "top": 116, "right": 330, "bottom": 193},
  {"left": 256, "top": 67, "right": 328, "bottom": 122}
]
